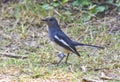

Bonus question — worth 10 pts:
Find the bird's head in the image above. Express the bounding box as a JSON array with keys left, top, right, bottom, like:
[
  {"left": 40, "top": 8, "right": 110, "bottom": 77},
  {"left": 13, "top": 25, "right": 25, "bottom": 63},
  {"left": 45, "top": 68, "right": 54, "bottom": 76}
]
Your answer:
[{"left": 41, "top": 17, "right": 59, "bottom": 27}]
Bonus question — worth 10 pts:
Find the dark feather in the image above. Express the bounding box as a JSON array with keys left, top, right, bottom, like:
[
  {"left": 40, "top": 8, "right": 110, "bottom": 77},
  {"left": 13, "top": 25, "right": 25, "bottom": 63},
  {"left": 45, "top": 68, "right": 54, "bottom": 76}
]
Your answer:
[{"left": 53, "top": 33, "right": 80, "bottom": 57}]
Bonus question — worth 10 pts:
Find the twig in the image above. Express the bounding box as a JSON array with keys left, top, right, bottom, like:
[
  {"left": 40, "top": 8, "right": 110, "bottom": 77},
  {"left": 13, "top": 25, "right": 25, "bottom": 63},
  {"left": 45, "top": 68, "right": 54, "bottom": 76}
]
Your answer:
[
  {"left": 0, "top": 52, "right": 28, "bottom": 59},
  {"left": 82, "top": 78, "right": 98, "bottom": 82},
  {"left": 54, "top": 9, "right": 62, "bottom": 17}
]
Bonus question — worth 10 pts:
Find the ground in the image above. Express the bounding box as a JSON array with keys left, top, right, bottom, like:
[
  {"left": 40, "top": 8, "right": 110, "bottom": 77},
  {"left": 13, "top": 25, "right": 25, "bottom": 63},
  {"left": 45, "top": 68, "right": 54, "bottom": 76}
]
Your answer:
[{"left": 0, "top": 1, "right": 120, "bottom": 82}]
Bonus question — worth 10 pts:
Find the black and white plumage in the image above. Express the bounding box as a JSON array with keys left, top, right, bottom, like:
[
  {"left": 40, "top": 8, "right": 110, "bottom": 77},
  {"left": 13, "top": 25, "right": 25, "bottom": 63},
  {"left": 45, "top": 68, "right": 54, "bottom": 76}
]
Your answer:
[{"left": 42, "top": 17, "right": 104, "bottom": 66}]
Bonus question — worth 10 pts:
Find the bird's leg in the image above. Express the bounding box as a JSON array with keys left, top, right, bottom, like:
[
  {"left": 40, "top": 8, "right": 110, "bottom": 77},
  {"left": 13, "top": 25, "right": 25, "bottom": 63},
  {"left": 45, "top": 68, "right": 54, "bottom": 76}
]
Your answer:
[
  {"left": 65, "top": 53, "right": 69, "bottom": 64},
  {"left": 57, "top": 53, "right": 66, "bottom": 66}
]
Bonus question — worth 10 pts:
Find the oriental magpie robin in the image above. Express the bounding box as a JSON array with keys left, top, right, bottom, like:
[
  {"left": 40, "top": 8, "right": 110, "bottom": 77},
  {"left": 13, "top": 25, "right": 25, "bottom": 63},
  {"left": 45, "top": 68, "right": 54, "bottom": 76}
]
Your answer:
[{"left": 42, "top": 17, "right": 104, "bottom": 66}]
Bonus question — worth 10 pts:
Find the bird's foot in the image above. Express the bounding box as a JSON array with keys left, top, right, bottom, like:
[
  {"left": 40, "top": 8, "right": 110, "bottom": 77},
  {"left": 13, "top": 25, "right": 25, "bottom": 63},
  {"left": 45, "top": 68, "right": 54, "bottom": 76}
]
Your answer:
[
  {"left": 57, "top": 53, "right": 66, "bottom": 66},
  {"left": 64, "top": 61, "right": 71, "bottom": 65}
]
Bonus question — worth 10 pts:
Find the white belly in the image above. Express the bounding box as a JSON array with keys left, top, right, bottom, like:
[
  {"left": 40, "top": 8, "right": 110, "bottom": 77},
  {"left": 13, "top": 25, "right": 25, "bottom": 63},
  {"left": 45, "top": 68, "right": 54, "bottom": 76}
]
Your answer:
[{"left": 50, "top": 41, "right": 70, "bottom": 53}]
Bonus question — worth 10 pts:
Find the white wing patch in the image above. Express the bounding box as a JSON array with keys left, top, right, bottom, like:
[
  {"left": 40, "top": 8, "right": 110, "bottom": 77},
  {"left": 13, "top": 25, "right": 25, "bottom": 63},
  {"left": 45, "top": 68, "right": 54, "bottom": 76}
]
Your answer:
[{"left": 54, "top": 35, "right": 75, "bottom": 52}]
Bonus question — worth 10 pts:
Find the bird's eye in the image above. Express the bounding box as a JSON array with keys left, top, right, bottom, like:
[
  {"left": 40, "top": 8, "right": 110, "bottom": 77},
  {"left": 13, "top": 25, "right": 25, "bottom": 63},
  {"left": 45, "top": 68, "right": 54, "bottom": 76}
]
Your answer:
[{"left": 49, "top": 19, "right": 53, "bottom": 21}]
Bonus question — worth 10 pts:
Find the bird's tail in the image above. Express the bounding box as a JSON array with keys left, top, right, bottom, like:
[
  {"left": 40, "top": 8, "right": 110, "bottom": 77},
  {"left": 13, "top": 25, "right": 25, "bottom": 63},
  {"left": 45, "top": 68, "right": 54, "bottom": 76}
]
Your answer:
[{"left": 73, "top": 42, "right": 104, "bottom": 49}]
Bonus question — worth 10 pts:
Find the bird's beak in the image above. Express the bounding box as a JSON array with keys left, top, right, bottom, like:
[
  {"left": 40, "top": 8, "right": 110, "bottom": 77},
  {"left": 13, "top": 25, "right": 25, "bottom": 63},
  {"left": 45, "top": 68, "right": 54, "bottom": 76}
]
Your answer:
[{"left": 41, "top": 18, "right": 47, "bottom": 21}]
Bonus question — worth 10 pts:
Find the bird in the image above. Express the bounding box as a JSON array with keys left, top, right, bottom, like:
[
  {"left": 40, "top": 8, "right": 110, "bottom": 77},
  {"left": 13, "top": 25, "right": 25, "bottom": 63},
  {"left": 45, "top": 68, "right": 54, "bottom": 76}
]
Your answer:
[{"left": 42, "top": 17, "right": 104, "bottom": 66}]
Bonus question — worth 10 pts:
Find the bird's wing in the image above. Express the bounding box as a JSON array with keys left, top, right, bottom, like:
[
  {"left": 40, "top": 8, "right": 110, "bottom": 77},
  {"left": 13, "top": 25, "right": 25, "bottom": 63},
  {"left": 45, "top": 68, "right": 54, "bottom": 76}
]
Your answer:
[{"left": 53, "top": 33, "right": 80, "bottom": 56}]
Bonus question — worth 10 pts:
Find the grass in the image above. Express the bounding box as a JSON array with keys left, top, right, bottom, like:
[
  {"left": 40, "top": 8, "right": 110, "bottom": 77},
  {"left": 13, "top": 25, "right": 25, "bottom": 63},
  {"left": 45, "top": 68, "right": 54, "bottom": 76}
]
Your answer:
[{"left": 0, "top": 1, "right": 120, "bottom": 82}]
